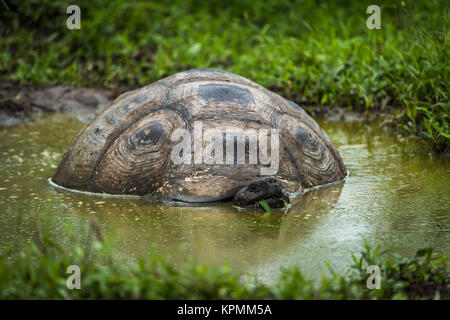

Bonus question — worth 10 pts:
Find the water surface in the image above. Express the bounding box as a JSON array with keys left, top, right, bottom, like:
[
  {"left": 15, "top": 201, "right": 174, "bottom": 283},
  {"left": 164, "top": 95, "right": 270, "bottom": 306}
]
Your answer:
[{"left": 0, "top": 114, "right": 449, "bottom": 282}]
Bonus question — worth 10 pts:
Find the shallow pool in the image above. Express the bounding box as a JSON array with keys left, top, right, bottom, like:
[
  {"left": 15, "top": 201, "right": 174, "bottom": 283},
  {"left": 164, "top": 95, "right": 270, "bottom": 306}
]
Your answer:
[{"left": 0, "top": 114, "right": 449, "bottom": 283}]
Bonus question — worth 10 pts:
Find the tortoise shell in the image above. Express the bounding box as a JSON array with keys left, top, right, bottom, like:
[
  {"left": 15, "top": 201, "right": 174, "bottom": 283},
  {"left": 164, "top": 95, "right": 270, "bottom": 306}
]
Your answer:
[{"left": 52, "top": 68, "right": 346, "bottom": 202}]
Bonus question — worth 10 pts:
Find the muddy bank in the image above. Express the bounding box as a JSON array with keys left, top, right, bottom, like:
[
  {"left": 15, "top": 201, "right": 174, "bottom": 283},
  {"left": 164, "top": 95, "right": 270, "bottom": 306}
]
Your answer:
[
  {"left": 0, "top": 81, "right": 118, "bottom": 126},
  {"left": 0, "top": 81, "right": 380, "bottom": 126}
]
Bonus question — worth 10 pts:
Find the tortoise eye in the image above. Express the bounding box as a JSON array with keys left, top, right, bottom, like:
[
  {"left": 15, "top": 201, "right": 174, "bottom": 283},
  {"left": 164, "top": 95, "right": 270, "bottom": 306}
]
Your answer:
[{"left": 248, "top": 184, "right": 259, "bottom": 192}]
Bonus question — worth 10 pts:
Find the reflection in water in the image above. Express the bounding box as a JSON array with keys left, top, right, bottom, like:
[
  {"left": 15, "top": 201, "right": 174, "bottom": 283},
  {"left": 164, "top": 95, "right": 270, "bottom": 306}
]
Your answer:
[
  {"left": 49, "top": 182, "right": 343, "bottom": 272},
  {"left": 0, "top": 114, "right": 449, "bottom": 283}
]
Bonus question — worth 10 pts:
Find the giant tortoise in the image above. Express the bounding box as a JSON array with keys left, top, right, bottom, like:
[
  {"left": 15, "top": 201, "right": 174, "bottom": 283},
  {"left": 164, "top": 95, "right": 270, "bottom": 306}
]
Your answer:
[{"left": 51, "top": 68, "right": 347, "bottom": 209}]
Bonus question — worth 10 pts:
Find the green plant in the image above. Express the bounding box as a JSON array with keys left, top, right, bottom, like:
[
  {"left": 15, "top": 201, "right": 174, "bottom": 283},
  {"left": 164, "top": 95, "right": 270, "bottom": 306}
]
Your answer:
[
  {"left": 258, "top": 200, "right": 272, "bottom": 213},
  {"left": 0, "top": 0, "right": 448, "bottom": 151},
  {"left": 0, "top": 232, "right": 447, "bottom": 299}
]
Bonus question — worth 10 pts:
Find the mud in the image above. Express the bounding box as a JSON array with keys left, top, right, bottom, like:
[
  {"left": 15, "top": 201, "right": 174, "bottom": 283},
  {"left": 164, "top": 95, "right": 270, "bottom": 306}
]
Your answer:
[{"left": 0, "top": 81, "right": 117, "bottom": 125}]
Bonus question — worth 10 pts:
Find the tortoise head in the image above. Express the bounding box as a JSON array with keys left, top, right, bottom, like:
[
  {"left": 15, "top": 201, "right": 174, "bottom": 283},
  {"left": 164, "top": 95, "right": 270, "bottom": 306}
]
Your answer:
[{"left": 232, "top": 177, "right": 289, "bottom": 210}]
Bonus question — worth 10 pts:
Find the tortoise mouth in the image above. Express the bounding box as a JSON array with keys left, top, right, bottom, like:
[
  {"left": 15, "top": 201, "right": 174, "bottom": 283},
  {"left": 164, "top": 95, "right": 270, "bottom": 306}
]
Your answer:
[{"left": 232, "top": 177, "right": 290, "bottom": 209}]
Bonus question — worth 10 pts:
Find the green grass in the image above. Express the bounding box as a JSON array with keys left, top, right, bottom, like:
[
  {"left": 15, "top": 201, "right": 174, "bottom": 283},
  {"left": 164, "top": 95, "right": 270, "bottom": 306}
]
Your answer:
[
  {"left": 0, "top": 232, "right": 448, "bottom": 299},
  {"left": 0, "top": 0, "right": 449, "bottom": 151}
]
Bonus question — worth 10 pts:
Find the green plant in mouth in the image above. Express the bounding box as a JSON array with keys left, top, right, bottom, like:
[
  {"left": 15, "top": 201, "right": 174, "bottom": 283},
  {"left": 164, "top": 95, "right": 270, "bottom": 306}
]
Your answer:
[
  {"left": 283, "top": 200, "right": 291, "bottom": 214},
  {"left": 258, "top": 199, "right": 272, "bottom": 213},
  {"left": 257, "top": 199, "right": 290, "bottom": 214}
]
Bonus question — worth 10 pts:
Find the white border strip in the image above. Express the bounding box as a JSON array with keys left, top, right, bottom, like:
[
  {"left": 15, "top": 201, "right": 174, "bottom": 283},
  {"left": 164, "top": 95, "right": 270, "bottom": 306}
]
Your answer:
[{"left": 48, "top": 178, "right": 142, "bottom": 199}]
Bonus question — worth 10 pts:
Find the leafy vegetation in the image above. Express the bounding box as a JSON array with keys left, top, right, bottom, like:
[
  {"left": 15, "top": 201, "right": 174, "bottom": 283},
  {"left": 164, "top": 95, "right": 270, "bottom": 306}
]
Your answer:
[
  {"left": 257, "top": 199, "right": 291, "bottom": 213},
  {"left": 0, "top": 0, "right": 448, "bottom": 152},
  {"left": 258, "top": 200, "right": 272, "bottom": 213},
  {"left": 0, "top": 231, "right": 448, "bottom": 299}
]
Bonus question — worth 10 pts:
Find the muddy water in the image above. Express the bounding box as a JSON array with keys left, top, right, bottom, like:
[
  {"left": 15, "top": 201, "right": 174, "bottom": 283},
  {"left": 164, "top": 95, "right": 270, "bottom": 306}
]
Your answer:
[{"left": 0, "top": 114, "right": 449, "bottom": 282}]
